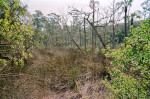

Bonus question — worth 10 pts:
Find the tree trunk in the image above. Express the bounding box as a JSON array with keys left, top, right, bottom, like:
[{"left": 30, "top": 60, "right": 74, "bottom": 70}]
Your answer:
[
  {"left": 131, "top": 16, "right": 134, "bottom": 25},
  {"left": 79, "top": 27, "right": 82, "bottom": 47},
  {"left": 92, "top": 6, "right": 95, "bottom": 52},
  {"left": 112, "top": 0, "right": 115, "bottom": 48},
  {"left": 125, "top": 6, "right": 127, "bottom": 37},
  {"left": 84, "top": 17, "right": 86, "bottom": 51}
]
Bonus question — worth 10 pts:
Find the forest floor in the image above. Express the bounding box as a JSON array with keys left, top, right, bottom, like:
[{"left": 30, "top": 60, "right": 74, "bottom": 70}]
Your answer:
[{"left": 26, "top": 47, "right": 110, "bottom": 99}]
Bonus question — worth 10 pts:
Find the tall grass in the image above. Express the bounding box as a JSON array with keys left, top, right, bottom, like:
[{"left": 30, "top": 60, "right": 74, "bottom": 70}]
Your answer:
[{"left": 0, "top": 47, "right": 109, "bottom": 98}]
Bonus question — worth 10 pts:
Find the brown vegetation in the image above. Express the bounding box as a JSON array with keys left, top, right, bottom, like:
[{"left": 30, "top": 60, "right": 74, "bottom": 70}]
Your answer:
[{"left": 0, "top": 47, "right": 111, "bottom": 99}]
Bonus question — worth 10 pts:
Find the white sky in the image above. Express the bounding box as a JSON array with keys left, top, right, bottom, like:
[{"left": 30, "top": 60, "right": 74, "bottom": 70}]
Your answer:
[{"left": 21, "top": 0, "right": 144, "bottom": 16}]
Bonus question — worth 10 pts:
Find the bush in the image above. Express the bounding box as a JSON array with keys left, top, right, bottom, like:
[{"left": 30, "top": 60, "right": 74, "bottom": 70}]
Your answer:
[
  {"left": 104, "top": 17, "right": 150, "bottom": 99},
  {"left": 0, "top": 0, "right": 33, "bottom": 66}
]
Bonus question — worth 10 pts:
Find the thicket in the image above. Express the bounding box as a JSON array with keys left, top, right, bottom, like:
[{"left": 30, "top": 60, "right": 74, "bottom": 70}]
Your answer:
[
  {"left": 0, "top": 0, "right": 33, "bottom": 66},
  {"left": 104, "top": 17, "right": 150, "bottom": 98},
  {"left": 0, "top": 0, "right": 33, "bottom": 98}
]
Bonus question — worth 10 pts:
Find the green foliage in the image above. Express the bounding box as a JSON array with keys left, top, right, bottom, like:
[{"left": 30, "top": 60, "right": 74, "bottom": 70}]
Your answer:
[
  {"left": 86, "top": 48, "right": 92, "bottom": 53},
  {"left": 0, "top": 0, "right": 33, "bottom": 66},
  {"left": 32, "top": 11, "right": 62, "bottom": 46},
  {"left": 104, "top": 18, "right": 150, "bottom": 98}
]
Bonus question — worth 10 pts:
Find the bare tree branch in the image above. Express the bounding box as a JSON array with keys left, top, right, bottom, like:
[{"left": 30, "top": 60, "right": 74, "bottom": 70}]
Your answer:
[
  {"left": 60, "top": 13, "right": 85, "bottom": 55},
  {"left": 65, "top": 25, "right": 85, "bottom": 55},
  {"left": 86, "top": 18, "right": 106, "bottom": 48}
]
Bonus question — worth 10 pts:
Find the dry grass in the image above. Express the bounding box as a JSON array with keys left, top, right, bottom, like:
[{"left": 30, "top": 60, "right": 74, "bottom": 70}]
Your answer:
[{"left": 0, "top": 47, "right": 111, "bottom": 99}]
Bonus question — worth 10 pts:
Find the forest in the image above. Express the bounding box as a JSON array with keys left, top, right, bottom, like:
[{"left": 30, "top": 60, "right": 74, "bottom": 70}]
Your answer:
[{"left": 0, "top": 0, "right": 150, "bottom": 98}]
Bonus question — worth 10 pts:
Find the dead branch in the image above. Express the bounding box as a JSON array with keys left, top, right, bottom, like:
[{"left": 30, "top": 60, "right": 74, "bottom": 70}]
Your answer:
[
  {"left": 64, "top": 25, "right": 85, "bottom": 55},
  {"left": 86, "top": 18, "right": 106, "bottom": 48}
]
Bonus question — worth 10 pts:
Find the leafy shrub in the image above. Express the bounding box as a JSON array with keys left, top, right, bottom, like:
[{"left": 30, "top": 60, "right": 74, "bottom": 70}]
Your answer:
[
  {"left": 104, "top": 18, "right": 150, "bottom": 99},
  {"left": 0, "top": 0, "right": 33, "bottom": 66}
]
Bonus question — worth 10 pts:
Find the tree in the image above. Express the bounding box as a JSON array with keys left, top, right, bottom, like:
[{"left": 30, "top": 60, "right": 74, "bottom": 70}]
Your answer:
[
  {"left": 61, "top": 12, "right": 85, "bottom": 55},
  {"left": 122, "top": 0, "right": 133, "bottom": 37},
  {"left": 110, "top": 0, "right": 122, "bottom": 48},
  {"left": 84, "top": 17, "right": 87, "bottom": 51},
  {"left": 89, "top": 0, "right": 99, "bottom": 51},
  {"left": 68, "top": 2, "right": 123, "bottom": 49},
  {"left": 47, "top": 13, "right": 61, "bottom": 46},
  {"left": 112, "top": 0, "right": 116, "bottom": 48},
  {"left": 117, "top": 0, "right": 133, "bottom": 37},
  {"left": 32, "top": 10, "right": 45, "bottom": 44},
  {"left": 68, "top": 9, "right": 84, "bottom": 47}
]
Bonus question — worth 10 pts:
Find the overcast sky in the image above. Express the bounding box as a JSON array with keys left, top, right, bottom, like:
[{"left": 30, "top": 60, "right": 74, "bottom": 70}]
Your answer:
[{"left": 21, "top": 0, "right": 145, "bottom": 15}]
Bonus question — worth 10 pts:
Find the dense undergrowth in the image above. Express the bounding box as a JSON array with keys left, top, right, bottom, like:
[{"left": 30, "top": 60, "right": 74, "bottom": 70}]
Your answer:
[
  {"left": 1, "top": 0, "right": 149, "bottom": 98},
  {"left": 0, "top": 47, "right": 110, "bottom": 99},
  {"left": 103, "top": 17, "right": 150, "bottom": 99}
]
